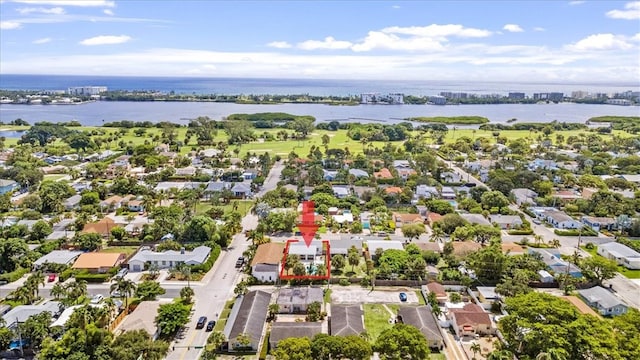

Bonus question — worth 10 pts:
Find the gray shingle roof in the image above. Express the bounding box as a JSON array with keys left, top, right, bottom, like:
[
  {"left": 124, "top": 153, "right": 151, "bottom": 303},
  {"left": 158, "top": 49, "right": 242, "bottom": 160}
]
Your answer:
[
  {"left": 397, "top": 306, "right": 443, "bottom": 344},
  {"left": 224, "top": 290, "right": 270, "bottom": 349},
  {"left": 2, "top": 302, "right": 62, "bottom": 327},
  {"left": 277, "top": 287, "right": 323, "bottom": 306},
  {"left": 129, "top": 246, "right": 211, "bottom": 265},
  {"left": 578, "top": 286, "right": 627, "bottom": 310},
  {"left": 330, "top": 304, "right": 364, "bottom": 336},
  {"left": 270, "top": 322, "right": 322, "bottom": 348},
  {"left": 33, "top": 250, "right": 83, "bottom": 266}
]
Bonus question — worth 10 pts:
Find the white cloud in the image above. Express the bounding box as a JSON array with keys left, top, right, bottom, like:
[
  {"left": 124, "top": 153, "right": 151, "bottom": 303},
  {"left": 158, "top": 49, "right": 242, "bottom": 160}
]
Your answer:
[
  {"left": 298, "top": 36, "right": 352, "bottom": 50},
  {"left": 632, "top": 33, "right": 640, "bottom": 41},
  {"left": 11, "top": 0, "right": 114, "bottom": 6},
  {"left": 266, "top": 41, "right": 292, "bottom": 49},
  {"left": 103, "top": 9, "right": 113, "bottom": 15},
  {"left": 79, "top": 34, "right": 131, "bottom": 46},
  {"left": 16, "top": 6, "right": 65, "bottom": 14},
  {"left": 351, "top": 31, "right": 445, "bottom": 52},
  {"left": 32, "top": 37, "right": 51, "bottom": 44},
  {"left": 533, "top": 27, "right": 546, "bottom": 32},
  {"left": 391, "top": 5, "right": 400, "bottom": 9},
  {"left": 380, "top": 24, "right": 492, "bottom": 38},
  {"left": 606, "top": 1, "right": 640, "bottom": 20},
  {"left": 569, "top": 1, "right": 585, "bottom": 5},
  {"left": 0, "top": 21, "right": 22, "bottom": 29},
  {"left": 503, "top": 24, "right": 524, "bottom": 33},
  {"left": 567, "top": 33, "right": 634, "bottom": 51}
]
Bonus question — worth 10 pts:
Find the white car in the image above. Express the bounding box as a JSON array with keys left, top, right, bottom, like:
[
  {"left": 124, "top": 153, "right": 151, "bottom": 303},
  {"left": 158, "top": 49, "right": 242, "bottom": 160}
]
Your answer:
[{"left": 90, "top": 294, "right": 104, "bottom": 304}]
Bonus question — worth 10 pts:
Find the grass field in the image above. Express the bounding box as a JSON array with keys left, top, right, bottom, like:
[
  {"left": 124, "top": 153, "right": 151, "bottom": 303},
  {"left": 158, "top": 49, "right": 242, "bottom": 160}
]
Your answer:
[
  {"left": 363, "top": 304, "right": 394, "bottom": 343},
  {"left": 3, "top": 124, "right": 631, "bottom": 158},
  {"left": 101, "top": 246, "right": 139, "bottom": 255},
  {"left": 213, "top": 298, "right": 236, "bottom": 332},
  {"left": 43, "top": 174, "right": 69, "bottom": 181},
  {"left": 195, "top": 200, "right": 253, "bottom": 217}
]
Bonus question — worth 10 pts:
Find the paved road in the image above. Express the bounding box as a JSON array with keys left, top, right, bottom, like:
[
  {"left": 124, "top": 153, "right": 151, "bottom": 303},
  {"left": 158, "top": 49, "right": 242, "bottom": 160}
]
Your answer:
[{"left": 164, "top": 160, "right": 283, "bottom": 360}]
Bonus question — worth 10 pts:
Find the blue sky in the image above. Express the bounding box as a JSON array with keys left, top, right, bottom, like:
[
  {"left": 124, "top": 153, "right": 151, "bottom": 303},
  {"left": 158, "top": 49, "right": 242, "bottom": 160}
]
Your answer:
[{"left": 1, "top": 0, "right": 639, "bottom": 82}]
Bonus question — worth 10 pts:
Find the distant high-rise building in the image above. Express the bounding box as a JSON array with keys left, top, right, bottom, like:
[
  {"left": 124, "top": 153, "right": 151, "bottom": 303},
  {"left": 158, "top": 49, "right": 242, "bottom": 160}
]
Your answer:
[
  {"left": 360, "top": 93, "right": 404, "bottom": 104},
  {"left": 508, "top": 92, "right": 525, "bottom": 100},
  {"left": 429, "top": 95, "right": 446, "bottom": 105},
  {"left": 67, "top": 86, "right": 107, "bottom": 96},
  {"left": 571, "top": 91, "right": 589, "bottom": 99},
  {"left": 533, "top": 92, "right": 564, "bottom": 102}
]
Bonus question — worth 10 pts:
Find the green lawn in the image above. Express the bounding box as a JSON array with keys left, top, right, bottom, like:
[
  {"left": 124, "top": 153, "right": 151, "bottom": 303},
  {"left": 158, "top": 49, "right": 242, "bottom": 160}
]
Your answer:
[
  {"left": 213, "top": 298, "right": 236, "bottom": 332},
  {"left": 102, "top": 246, "right": 140, "bottom": 255},
  {"left": 581, "top": 245, "right": 640, "bottom": 279},
  {"left": 195, "top": 200, "right": 253, "bottom": 217},
  {"left": 43, "top": 174, "right": 68, "bottom": 181},
  {"left": 415, "top": 290, "right": 426, "bottom": 305},
  {"left": 363, "top": 304, "right": 394, "bottom": 343},
  {"left": 430, "top": 354, "right": 447, "bottom": 360}
]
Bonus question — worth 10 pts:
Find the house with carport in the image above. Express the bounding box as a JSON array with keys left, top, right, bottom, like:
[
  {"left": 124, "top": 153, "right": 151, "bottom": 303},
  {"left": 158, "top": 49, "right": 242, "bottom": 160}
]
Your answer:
[
  {"left": 578, "top": 286, "right": 628, "bottom": 317},
  {"left": 597, "top": 242, "right": 640, "bottom": 269},
  {"left": 127, "top": 246, "right": 211, "bottom": 272}
]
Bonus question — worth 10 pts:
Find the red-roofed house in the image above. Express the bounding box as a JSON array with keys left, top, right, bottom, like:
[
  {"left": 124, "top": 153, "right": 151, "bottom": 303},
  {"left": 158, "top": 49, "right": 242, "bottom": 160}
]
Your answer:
[
  {"left": 374, "top": 168, "right": 394, "bottom": 180},
  {"left": 427, "top": 212, "right": 443, "bottom": 226},
  {"left": 448, "top": 303, "right": 494, "bottom": 338},
  {"left": 384, "top": 187, "right": 403, "bottom": 195}
]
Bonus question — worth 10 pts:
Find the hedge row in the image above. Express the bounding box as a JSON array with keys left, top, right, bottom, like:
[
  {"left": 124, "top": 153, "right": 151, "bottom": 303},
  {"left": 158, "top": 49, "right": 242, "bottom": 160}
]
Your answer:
[
  {"left": 0, "top": 267, "right": 29, "bottom": 283},
  {"left": 190, "top": 245, "right": 221, "bottom": 274},
  {"left": 554, "top": 228, "right": 597, "bottom": 236},
  {"left": 508, "top": 229, "right": 534, "bottom": 235},
  {"left": 75, "top": 273, "right": 111, "bottom": 283},
  {"left": 59, "top": 268, "right": 75, "bottom": 282}
]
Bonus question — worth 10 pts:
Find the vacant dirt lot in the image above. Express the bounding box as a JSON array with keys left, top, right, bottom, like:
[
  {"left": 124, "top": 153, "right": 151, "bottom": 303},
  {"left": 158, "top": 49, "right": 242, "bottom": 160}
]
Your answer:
[{"left": 331, "top": 287, "right": 419, "bottom": 304}]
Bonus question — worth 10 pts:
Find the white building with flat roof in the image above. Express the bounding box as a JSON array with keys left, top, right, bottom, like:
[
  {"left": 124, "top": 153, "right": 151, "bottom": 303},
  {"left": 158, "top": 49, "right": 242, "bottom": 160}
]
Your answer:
[
  {"left": 597, "top": 242, "right": 640, "bottom": 269},
  {"left": 67, "top": 86, "right": 107, "bottom": 96}
]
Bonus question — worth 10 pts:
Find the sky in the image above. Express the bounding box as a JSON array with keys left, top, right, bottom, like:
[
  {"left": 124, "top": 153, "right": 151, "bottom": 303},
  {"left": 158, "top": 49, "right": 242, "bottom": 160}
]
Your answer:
[{"left": 0, "top": 0, "right": 639, "bottom": 83}]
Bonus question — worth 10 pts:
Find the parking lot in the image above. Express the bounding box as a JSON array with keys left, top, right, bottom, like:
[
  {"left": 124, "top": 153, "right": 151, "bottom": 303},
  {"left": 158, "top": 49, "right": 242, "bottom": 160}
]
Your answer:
[{"left": 330, "top": 288, "right": 420, "bottom": 304}]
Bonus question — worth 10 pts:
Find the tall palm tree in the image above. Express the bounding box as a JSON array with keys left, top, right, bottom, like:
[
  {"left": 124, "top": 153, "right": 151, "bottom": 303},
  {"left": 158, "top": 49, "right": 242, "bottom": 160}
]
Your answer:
[
  {"left": 470, "top": 342, "right": 481, "bottom": 359},
  {"left": 26, "top": 271, "right": 45, "bottom": 300},
  {"left": 10, "top": 286, "right": 34, "bottom": 305},
  {"left": 110, "top": 278, "right": 137, "bottom": 311},
  {"left": 67, "top": 280, "right": 88, "bottom": 300},
  {"left": 430, "top": 227, "right": 445, "bottom": 243},
  {"left": 50, "top": 283, "right": 66, "bottom": 300}
]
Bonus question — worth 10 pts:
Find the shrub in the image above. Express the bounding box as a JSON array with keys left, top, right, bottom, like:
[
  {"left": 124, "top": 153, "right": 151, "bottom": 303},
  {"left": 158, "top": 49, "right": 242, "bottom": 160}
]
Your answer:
[
  {"left": 508, "top": 229, "right": 534, "bottom": 235},
  {"left": 75, "top": 273, "right": 110, "bottom": 283},
  {"left": 585, "top": 242, "right": 596, "bottom": 250},
  {"left": 58, "top": 268, "right": 74, "bottom": 282},
  {"left": 190, "top": 245, "right": 221, "bottom": 273},
  {"left": 339, "top": 278, "right": 350, "bottom": 286},
  {"left": 0, "top": 267, "right": 29, "bottom": 283}
]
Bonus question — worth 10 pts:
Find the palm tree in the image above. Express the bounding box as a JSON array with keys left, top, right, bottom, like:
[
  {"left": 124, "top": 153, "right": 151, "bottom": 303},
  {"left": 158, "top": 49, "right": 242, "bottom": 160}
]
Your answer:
[
  {"left": 110, "top": 278, "right": 137, "bottom": 311},
  {"left": 10, "top": 286, "right": 34, "bottom": 305},
  {"left": 67, "top": 280, "right": 88, "bottom": 300},
  {"left": 487, "top": 350, "right": 514, "bottom": 360},
  {"left": 50, "top": 283, "right": 67, "bottom": 300},
  {"left": 103, "top": 297, "right": 117, "bottom": 319},
  {"left": 430, "top": 227, "right": 445, "bottom": 243},
  {"left": 470, "top": 342, "right": 481, "bottom": 359},
  {"left": 26, "top": 271, "right": 45, "bottom": 300}
]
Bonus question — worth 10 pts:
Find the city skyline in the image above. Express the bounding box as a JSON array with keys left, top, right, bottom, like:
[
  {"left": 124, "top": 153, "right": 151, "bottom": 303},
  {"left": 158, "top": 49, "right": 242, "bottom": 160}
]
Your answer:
[{"left": 0, "top": 0, "right": 639, "bottom": 83}]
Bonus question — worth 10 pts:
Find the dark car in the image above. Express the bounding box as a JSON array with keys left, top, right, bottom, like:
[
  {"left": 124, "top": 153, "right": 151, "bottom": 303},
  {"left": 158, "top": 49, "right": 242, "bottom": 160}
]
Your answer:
[
  {"left": 235, "top": 257, "right": 245, "bottom": 268},
  {"left": 399, "top": 292, "right": 408, "bottom": 302},
  {"left": 206, "top": 320, "right": 216, "bottom": 331},
  {"left": 196, "top": 316, "right": 207, "bottom": 329}
]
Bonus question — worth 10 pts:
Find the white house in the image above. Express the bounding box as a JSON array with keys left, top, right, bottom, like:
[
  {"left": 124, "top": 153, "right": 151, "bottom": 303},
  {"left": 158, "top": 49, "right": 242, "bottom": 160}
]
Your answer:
[
  {"left": 489, "top": 214, "right": 523, "bottom": 230},
  {"left": 128, "top": 246, "right": 211, "bottom": 272},
  {"left": 545, "top": 210, "right": 581, "bottom": 229},
  {"left": 597, "top": 242, "right": 640, "bottom": 269},
  {"left": 251, "top": 243, "right": 285, "bottom": 283},
  {"left": 578, "top": 286, "right": 628, "bottom": 316}
]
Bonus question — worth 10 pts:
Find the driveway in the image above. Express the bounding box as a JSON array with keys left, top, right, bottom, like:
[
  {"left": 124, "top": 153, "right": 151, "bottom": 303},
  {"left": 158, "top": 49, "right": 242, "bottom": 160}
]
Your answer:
[{"left": 330, "top": 287, "right": 419, "bottom": 304}]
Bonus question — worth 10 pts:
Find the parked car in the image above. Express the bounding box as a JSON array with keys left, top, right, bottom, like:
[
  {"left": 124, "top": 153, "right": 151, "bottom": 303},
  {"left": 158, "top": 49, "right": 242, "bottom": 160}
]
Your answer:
[
  {"left": 196, "top": 316, "right": 207, "bottom": 329},
  {"left": 235, "top": 257, "right": 245, "bottom": 268},
  {"left": 114, "top": 268, "right": 128, "bottom": 279},
  {"left": 399, "top": 292, "right": 407, "bottom": 302},
  {"left": 47, "top": 274, "right": 56, "bottom": 282},
  {"left": 206, "top": 320, "right": 216, "bottom": 331},
  {"left": 90, "top": 294, "right": 104, "bottom": 304},
  {"left": 533, "top": 218, "right": 542, "bottom": 225}
]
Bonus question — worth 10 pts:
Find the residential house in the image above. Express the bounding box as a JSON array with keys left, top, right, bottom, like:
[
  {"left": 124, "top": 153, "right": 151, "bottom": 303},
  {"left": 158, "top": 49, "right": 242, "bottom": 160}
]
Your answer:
[
  {"left": 329, "top": 238, "right": 363, "bottom": 256},
  {"left": 223, "top": 290, "right": 271, "bottom": 352},
  {"left": 460, "top": 214, "right": 491, "bottom": 226},
  {"left": 276, "top": 287, "right": 324, "bottom": 314},
  {"left": 251, "top": 242, "right": 285, "bottom": 283},
  {"left": 397, "top": 306, "right": 444, "bottom": 349},
  {"left": 422, "top": 282, "right": 448, "bottom": 305},
  {"left": 323, "top": 169, "right": 338, "bottom": 181},
  {"left": 242, "top": 169, "right": 259, "bottom": 180},
  {"left": 552, "top": 190, "right": 581, "bottom": 202},
  {"left": 530, "top": 248, "right": 582, "bottom": 277},
  {"left": 394, "top": 160, "right": 417, "bottom": 180},
  {"left": 348, "top": 169, "right": 369, "bottom": 178},
  {"left": 597, "top": 242, "right": 640, "bottom": 269},
  {"left": 330, "top": 304, "right": 364, "bottom": 336},
  {"left": 451, "top": 242, "right": 482, "bottom": 258},
  {"left": 416, "top": 242, "right": 442, "bottom": 254},
  {"left": 441, "top": 172, "right": 461, "bottom": 184},
  {"left": 366, "top": 240, "right": 404, "bottom": 255},
  {"left": 231, "top": 183, "right": 252, "bottom": 198},
  {"left": 332, "top": 210, "right": 354, "bottom": 224},
  {"left": 619, "top": 174, "right": 640, "bottom": 184},
  {"left": 582, "top": 216, "right": 617, "bottom": 232},
  {"left": 113, "top": 155, "right": 131, "bottom": 167},
  {"left": 17, "top": 219, "right": 38, "bottom": 231},
  {"left": 427, "top": 212, "right": 444, "bottom": 226},
  {"left": 100, "top": 195, "right": 124, "bottom": 210},
  {"left": 127, "top": 199, "right": 144, "bottom": 213},
  {"left": 489, "top": 214, "right": 523, "bottom": 230},
  {"left": 578, "top": 286, "right": 628, "bottom": 316},
  {"left": 373, "top": 168, "right": 394, "bottom": 180},
  {"left": 511, "top": 188, "right": 537, "bottom": 206},
  {"left": 393, "top": 212, "right": 425, "bottom": 228},
  {"left": 441, "top": 187, "right": 456, "bottom": 200},
  {"left": 384, "top": 186, "right": 403, "bottom": 195},
  {"left": 72, "top": 252, "right": 126, "bottom": 273},
  {"left": 2, "top": 302, "right": 63, "bottom": 329},
  {"left": 175, "top": 166, "right": 197, "bottom": 177},
  {"left": 448, "top": 303, "right": 495, "bottom": 338},
  {"left": 0, "top": 179, "right": 18, "bottom": 194},
  {"left": 128, "top": 246, "right": 211, "bottom": 272},
  {"left": 332, "top": 186, "right": 350, "bottom": 199},
  {"left": 415, "top": 185, "right": 439, "bottom": 200},
  {"left": 269, "top": 322, "right": 322, "bottom": 349},
  {"left": 63, "top": 194, "right": 82, "bottom": 211},
  {"left": 117, "top": 301, "right": 162, "bottom": 339},
  {"left": 204, "top": 181, "right": 232, "bottom": 198},
  {"left": 352, "top": 186, "right": 376, "bottom": 199},
  {"left": 501, "top": 243, "right": 525, "bottom": 255},
  {"left": 33, "top": 250, "right": 83, "bottom": 270},
  {"left": 528, "top": 159, "right": 558, "bottom": 171},
  {"left": 538, "top": 270, "right": 554, "bottom": 283},
  {"left": 82, "top": 217, "right": 117, "bottom": 237},
  {"left": 545, "top": 210, "right": 581, "bottom": 229},
  {"left": 476, "top": 287, "right": 500, "bottom": 303}
]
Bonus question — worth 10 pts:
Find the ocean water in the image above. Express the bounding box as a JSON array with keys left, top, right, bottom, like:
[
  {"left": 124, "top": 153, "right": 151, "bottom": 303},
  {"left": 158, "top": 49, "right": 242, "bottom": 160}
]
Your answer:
[
  {"left": 0, "top": 74, "right": 638, "bottom": 127},
  {"left": 1, "top": 74, "right": 638, "bottom": 96}
]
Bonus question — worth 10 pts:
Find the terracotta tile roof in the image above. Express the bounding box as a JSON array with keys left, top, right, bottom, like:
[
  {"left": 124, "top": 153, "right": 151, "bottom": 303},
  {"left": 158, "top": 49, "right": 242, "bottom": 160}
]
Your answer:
[
  {"left": 415, "top": 242, "right": 442, "bottom": 253},
  {"left": 451, "top": 311, "right": 491, "bottom": 327},
  {"left": 426, "top": 282, "right": 447, "bottom": 297},
  {"left": 427, "top": 213, "right": 443, "bottom": 224},
  {"left": 296, "top": 215, "right": 324, "bottom": 224},
  {"left": 501, "top": 243, "right": 524, "bottom": 254},
  {"left": 385, "top": 187, "right": 403, "bottom": 194},
  {"left": 82, "top": 217, "right": 116, "bottom": 235},
  {"left": 251, "top": 242, "right": 285, "bottom": 267},
  {"left": 374, "top": 168, "right": 393, "bottom": 179},
  {"left": 72, "top": 252, "right": 124, "bottom": 269},
  {"left": 393, "top": 213, "right": 424, "bottom": 223},
  {"left": 452, "top": 242, "right": 481, "bottom": 257}
]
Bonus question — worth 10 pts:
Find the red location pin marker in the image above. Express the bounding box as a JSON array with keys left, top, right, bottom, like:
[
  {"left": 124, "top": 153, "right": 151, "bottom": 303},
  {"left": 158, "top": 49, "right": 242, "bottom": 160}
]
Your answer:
[{"left": 298, "top": 200, "right": 319, "bottom": 247}]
